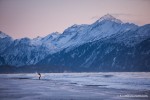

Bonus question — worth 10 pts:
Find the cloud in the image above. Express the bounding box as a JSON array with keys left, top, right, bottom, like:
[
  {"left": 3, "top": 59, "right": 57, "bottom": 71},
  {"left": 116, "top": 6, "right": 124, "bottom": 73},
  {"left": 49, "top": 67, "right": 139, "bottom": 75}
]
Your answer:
[
  {"left": 110, "top": 13, "right": 135, "bottom": 18},
  {"left": 91, "top": 16, "right": 100, "bottom": 20}
]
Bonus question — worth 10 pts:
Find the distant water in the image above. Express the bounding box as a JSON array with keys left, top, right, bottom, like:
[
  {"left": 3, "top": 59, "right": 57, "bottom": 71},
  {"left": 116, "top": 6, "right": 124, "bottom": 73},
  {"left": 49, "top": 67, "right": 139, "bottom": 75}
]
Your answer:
[{"left": 0, "top": 72, "right": 150, "bottom": 90}]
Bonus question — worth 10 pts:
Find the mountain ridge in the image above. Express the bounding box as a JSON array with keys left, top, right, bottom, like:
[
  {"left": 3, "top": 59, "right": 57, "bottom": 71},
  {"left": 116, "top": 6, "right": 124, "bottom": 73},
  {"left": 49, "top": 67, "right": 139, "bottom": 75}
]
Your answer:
[{"left": 0, "top": 14, "right": 150, "bottom": 72}]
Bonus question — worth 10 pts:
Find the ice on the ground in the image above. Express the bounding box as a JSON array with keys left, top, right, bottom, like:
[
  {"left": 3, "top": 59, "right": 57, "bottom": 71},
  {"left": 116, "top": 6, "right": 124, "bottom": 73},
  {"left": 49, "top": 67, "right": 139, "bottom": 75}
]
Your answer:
[{"left": 1, "top": 72, "right": 150, "bottom": 90}]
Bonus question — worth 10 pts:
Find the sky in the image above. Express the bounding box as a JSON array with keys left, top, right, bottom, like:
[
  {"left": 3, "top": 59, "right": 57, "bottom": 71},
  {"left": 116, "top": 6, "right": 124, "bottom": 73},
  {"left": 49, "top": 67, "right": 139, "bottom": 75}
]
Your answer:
[{"left": 0, "top": 0, "right": 150, "bottom": 39}]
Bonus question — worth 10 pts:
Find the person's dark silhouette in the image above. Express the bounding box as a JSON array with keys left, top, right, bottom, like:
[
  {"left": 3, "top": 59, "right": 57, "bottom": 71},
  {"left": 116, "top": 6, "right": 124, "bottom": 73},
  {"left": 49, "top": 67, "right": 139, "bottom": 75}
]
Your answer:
[{"left": 38, "top": 73, "right": 41, "bottom": 80}]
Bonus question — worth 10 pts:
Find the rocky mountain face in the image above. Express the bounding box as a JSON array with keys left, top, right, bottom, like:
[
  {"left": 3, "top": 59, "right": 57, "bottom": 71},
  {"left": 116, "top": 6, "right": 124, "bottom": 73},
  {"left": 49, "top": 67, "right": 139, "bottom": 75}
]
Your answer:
[
  {"left": 0, "top": 14, "right": 150, "bottom": 72},
  {"left": 38, "top": 35, "right": 150, "bottom": 72}
]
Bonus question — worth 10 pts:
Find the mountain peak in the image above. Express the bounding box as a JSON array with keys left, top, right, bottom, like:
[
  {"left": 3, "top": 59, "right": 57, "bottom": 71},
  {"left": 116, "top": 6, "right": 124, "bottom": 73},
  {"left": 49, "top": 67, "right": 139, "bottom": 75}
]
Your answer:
[
  {"left": 0, "top": 31, "right": 10, "bottom": 38},
  {"left": 101, "top": 14, "right": 115, "bottom": 20},
  {"left": 97, "top": 14, "right": 122, "bottom": 23},
  {"left": 43, "top": 32, "right": 60, "bottom": 39}
]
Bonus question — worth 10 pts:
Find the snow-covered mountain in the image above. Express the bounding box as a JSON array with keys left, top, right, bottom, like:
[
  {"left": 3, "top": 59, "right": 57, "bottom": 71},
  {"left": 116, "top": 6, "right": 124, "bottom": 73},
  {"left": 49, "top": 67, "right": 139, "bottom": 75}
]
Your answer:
[
  {"left": 0, "top": 14, "right": 150, "bottom": 72},
  {"left": 52, "top": 14, "right": 138, "bottom": 49},
  {"left": 31, "top": 32, "right": 60, "bottom": 50},
  {"left": 0, "top": 31, "right": 13, "bottom": 53},
  {"left": 0, "top": 32, "right": 60, "bottom": 66},
  {"left": 0, "top": 31, "right": 11, "bottom": 38}
]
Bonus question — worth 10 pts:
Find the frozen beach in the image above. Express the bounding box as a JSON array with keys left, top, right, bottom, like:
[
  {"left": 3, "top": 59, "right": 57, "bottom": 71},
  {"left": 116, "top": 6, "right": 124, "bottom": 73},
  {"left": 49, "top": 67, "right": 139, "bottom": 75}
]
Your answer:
[{"left": 0, "top": 72, "right": 150, "bottom": 100}]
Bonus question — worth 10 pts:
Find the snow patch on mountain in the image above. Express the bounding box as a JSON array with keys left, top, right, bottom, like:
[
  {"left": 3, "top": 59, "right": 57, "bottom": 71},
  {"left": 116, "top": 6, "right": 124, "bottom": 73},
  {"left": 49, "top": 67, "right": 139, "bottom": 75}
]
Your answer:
[{"left": 96, "top": 14, "right": 122, "bottom": 24}]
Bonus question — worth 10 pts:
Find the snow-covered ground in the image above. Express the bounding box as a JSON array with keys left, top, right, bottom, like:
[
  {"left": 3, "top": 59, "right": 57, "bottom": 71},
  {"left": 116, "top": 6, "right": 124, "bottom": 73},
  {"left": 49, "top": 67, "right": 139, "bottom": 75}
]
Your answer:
[{"left": 0, "top": 72, "right": 150, "bottom": 100}]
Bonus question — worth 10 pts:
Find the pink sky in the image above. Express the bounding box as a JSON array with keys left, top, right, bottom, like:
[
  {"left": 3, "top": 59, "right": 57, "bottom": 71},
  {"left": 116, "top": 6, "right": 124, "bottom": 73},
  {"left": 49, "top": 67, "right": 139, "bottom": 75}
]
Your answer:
[{"left": 0, "top": 0, "right": 150, "bottom": 39}]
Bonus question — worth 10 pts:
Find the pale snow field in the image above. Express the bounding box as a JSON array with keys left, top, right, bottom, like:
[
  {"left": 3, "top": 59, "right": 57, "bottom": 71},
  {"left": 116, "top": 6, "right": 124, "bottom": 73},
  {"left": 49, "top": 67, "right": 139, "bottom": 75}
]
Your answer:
[{"left": 0, "top": 72, "right": 150, "bottom": 100}]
